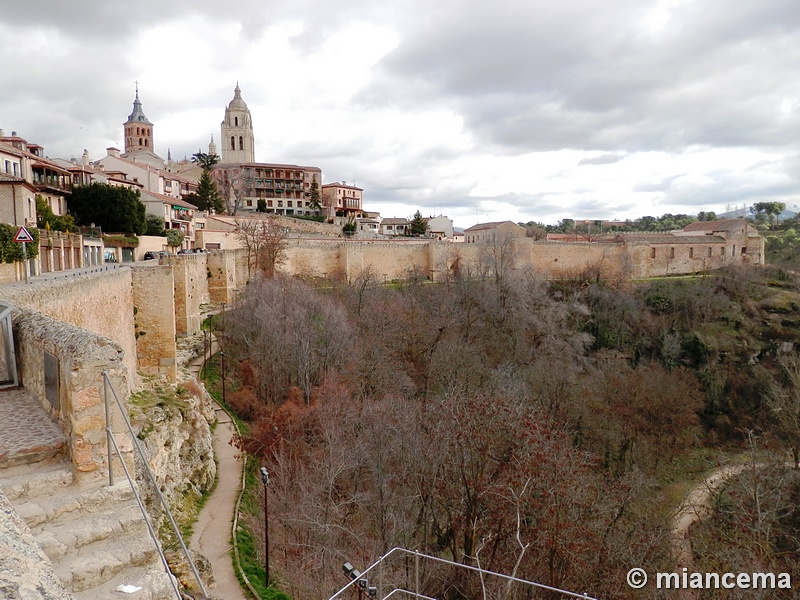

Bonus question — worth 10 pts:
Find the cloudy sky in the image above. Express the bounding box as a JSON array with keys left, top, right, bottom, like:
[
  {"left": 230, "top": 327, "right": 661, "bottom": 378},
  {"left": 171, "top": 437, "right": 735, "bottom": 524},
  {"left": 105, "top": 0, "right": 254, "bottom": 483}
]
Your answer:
[{"left": 2, "top": 0, "right": 799, "bottom": 227}]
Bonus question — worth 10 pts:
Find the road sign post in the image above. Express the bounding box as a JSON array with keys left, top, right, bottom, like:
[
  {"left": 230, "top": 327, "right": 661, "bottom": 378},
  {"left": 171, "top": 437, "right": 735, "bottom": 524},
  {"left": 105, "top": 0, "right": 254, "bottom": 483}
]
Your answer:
[{"left": 14, "top": 226, "right": 35, "bottom": 284}]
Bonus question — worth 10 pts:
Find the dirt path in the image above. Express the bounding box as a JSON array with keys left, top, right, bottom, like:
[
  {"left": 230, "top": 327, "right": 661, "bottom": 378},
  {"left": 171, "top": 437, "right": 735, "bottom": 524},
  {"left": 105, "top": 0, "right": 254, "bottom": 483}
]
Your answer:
[
  {"left": 186, "top": 339, "right": 249, "bottom": 600},
  {"left": 670, "top": 463, "right": 750, "bottom": 569},
  {"left": 191, "top": 406, "right": 248, "bottom": 600}
]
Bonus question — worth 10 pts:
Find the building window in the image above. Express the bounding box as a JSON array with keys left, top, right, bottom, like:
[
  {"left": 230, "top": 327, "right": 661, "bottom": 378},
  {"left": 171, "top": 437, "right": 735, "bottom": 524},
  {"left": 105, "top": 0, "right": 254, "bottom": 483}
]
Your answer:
[
  {"left": 707, "top": 247, "right": 712, "bottom": 257},
  {"left": 689, "top": 247, "right": 694, "bottom": 258},
  {"left": 732, "top": 245, "right": 736, "bottom": 256},
  {"left": 670, "top": 247, "right": 675, "bottom": 259},
  {"left": 239, "top": 136, "right": 244, "bottom": 150},
  {"left": 650, "top": 248, "right": 656, "bottom": 259},
  {"left": 741, "top": 247, "right": 747, "bottom": 254},
  {"left": 235, "top": 116, "right": 239, "bottom": 126},
  {"left": 721, "top": 247, "right": 725, "bottom": 256},
  {"left": 231, "top": 136, "right": 235, "bottom": 150}
]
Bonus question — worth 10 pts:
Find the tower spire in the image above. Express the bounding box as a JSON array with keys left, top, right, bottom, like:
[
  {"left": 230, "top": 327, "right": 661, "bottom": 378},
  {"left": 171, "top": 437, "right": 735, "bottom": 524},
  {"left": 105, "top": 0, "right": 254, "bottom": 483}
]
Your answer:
[{"left": 124, "top": 83, "right": 154, "bottom": 156}]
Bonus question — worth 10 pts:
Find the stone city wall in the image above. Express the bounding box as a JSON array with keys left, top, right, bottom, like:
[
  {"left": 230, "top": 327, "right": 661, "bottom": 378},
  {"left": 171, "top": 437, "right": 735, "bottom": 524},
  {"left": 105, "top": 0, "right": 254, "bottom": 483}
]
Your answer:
[
  {"left": 522, "top": 241, "right": 631, "bottom": 280},
  {"left": 207, "top": 249, "right": 238, "bottom": 304},
  {"left": 626, "top": 240, "right": 743, "bottom": 278},
  {"left": 131, "top": 264, "right": 177, "bottom": 381},
  {"left": 13, "top": 307, "right": 132, "bottom": 475},
  {"left": 166, "top": 253, "right": 210, "bottom": 337},
  {"left": 0, "top": 268, "right": 137, "bottom": 385}
]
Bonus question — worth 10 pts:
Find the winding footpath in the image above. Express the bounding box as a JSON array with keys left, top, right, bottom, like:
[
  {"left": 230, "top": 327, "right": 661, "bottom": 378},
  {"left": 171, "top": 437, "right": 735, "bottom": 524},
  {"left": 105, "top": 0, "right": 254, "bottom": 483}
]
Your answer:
[{"left": 188, "top": 346, "right": 249, "bottom": 600}]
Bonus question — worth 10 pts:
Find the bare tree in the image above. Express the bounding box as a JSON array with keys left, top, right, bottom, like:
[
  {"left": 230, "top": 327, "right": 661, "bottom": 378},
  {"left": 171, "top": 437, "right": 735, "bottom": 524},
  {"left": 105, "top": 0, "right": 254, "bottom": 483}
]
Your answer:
[
  {"left": 217, "top": 166, "right": 254, "bottom": 215},
  {"left": 767, "top": 353, "right": 800, "bottom": 468},
  {"left": 236, "top": 218, "right": 289, "bottom": 281}
]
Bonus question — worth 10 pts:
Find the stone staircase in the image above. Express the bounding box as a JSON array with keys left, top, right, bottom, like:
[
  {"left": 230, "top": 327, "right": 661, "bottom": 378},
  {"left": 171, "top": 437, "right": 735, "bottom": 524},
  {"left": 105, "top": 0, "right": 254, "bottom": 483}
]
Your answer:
[{"left": 0, "top": 457, "right": 177, "bottom": 599}]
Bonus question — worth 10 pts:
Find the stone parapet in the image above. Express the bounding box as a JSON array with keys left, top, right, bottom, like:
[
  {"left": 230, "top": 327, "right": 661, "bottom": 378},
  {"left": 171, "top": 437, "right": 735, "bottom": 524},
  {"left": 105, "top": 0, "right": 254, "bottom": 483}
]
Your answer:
[{"left": 13, "top": 307, "right": 132, "bottom": 475}]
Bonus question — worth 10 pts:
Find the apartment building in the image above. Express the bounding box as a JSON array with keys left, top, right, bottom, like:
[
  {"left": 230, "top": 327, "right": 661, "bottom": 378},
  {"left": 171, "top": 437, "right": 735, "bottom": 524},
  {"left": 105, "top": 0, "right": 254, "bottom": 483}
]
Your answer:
[
  {"left": 321, "top": 181, "right": 363, "bottom": 218},
  {"left": 212, "top": 162, "right": 322, "bottom": 216}
]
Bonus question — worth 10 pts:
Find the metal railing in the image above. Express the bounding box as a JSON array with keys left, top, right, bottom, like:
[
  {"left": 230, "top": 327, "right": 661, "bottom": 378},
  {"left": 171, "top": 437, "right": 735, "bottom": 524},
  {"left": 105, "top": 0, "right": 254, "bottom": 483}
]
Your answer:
[
  {"left": 102, "top": 370, "right": 209, "bottom": 599},
  {"left": 329, "top": 547, "right": 600, "bottom": 600}
]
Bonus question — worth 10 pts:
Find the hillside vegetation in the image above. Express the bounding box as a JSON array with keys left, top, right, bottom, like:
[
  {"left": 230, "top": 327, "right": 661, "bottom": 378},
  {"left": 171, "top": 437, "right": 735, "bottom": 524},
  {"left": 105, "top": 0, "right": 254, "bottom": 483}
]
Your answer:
[{"left": 217, "top": 263, "right": 800, "bottom": 598}]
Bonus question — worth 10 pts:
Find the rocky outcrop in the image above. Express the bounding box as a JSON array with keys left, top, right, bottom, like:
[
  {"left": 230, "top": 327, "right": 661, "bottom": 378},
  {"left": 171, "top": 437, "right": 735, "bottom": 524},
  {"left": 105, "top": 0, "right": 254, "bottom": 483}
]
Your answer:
[
  {"left": 0, "top": 487, "right": 72, "bottom": 600},
  {"left": 129, "top": 377, "right": 216, "bottom": 528}
]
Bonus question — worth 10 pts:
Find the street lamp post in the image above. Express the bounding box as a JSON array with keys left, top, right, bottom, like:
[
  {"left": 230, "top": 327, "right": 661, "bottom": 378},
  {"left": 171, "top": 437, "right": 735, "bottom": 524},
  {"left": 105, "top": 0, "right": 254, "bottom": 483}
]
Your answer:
[
  {"left": 220, "top": 301, "right": 226, "bottom": 405},
  {"left": 220, "top": 350, "right": 226, "bottom": 405},
  {"left": 260, "top": 467, "right": 270, "bottom": 587}
]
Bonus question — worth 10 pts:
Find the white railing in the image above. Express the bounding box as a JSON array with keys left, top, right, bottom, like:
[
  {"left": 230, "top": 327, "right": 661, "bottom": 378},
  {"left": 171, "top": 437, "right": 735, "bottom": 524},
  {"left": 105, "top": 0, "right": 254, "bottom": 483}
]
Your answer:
[{"left": 329, "top": 547, "right": 600, "bottom": 600}]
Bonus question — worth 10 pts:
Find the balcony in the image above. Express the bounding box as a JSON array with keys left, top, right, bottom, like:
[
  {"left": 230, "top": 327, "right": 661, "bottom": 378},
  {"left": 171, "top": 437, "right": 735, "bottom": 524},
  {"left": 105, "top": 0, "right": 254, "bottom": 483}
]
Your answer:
[{"left": 32, "top": 173, "right": 72, "bottom": 194}]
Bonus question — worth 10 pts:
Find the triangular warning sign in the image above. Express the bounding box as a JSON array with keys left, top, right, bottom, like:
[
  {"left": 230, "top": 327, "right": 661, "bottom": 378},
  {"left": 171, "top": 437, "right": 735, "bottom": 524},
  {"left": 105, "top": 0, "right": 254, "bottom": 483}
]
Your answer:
[{"left": 13, "top": 226, "right": 34, "bottom": 243}]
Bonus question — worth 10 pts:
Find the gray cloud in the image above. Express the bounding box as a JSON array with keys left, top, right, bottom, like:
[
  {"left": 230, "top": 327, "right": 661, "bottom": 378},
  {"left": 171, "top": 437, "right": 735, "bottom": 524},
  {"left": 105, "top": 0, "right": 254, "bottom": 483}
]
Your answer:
[
  {"left": 368, "top": 0, "right": 800, "bottom": 153},
  {"left": 3, "top": 0, "right": 800, "bottom": 225},
  {"left": 578, "top": 153, "right": 625, "bottom": 166}
]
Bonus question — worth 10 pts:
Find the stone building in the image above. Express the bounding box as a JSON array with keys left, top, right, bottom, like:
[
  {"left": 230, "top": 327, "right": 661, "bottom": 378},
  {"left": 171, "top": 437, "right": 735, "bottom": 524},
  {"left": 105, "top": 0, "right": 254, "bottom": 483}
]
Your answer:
[
  {"left": 464, "top": 220, "right": 527, "bottom": 243},
  {"left": 322, "top": 181, "right": 363, "bottom": 218}
]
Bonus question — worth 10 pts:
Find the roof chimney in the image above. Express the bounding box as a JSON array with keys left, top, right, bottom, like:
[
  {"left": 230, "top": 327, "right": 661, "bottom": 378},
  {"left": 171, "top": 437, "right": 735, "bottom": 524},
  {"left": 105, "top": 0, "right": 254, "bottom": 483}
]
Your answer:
[{"left": 82, "top": 149, "right": 90, "bottom": 166}]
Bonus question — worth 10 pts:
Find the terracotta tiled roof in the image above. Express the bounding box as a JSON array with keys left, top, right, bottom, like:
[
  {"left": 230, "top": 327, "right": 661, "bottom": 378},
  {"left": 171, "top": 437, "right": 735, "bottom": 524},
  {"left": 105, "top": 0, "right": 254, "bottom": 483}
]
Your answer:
[
  {"left": 681, "top": 219, "right": 748, "bottom": 232},
  {"left": 464, "top": 221, "right": 522, "bottom": 232},
  {"left": 140, "top": 190, "right": 198, "bottom": 210},
  {"left": 322, "top": 182, "right": 363, "bottom": 191}
]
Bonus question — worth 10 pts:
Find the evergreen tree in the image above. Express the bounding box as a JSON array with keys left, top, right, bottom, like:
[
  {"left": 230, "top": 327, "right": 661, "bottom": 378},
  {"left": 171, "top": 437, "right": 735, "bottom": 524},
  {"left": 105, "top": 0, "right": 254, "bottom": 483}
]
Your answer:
[
  {"left": 410, "top": 210, "right": 428, "bottom": 236},
  {"left": 69, "top": 183, "right": 146, "bottom": 235},
  {"left": 192, "top": 152, "right": 224, "bottom": 213},
  {"left": 309, "top": 175, "right": 322, "bottom": 213},
  {"left": 145, "top": 213, "right": 166, "bottom": 236}
]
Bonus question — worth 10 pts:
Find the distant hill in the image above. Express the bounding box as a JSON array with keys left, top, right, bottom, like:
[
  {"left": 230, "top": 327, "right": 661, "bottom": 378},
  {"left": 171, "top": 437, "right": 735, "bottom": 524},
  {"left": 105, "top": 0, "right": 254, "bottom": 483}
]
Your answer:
[{"left": 717, "top": 207, "right": 797, "bottom": 221}]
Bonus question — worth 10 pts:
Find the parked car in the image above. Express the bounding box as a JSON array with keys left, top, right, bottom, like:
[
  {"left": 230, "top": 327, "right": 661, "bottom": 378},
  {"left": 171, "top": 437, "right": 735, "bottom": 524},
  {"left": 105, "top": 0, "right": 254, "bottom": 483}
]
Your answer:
[{"left": 143, "top": 251, "right": 159, "bottom": 260}]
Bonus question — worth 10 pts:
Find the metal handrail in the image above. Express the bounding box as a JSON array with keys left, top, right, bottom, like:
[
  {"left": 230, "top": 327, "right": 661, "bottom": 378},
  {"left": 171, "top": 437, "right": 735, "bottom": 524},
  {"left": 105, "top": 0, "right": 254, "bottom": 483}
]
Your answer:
[
  {"left": 102, "top": 370, "right": 210, "bottom": 599},
  {"left": 329, "top": 547, "right": 600, "bottom": 600}
]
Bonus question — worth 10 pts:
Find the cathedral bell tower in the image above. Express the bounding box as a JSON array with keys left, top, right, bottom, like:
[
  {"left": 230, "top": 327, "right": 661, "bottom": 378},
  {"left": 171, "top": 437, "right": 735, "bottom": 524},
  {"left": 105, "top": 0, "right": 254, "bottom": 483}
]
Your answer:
[
  {"left": 124, "top": 83, "right": 154, "bottom": 155},
  {"left": 220, "top": 83, "right": 255, "bottom": 163}
]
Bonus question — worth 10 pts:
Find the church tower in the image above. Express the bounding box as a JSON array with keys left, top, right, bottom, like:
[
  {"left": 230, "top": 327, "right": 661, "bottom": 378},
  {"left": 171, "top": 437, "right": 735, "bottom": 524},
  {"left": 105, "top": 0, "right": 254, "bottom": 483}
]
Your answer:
[
  {"left": 124, "top": 84, "right": 154, "bottom": 155},
  {"left": 220, "top": 83, "right": 255, "bottom": 163}
]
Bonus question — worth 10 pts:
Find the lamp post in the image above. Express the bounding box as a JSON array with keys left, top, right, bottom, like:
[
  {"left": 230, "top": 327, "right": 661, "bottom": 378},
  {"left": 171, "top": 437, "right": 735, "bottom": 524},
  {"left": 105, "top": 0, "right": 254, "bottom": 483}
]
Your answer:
[
  {"left": 260, "top": 467, "right": 270, "bottom": 587},
  {"left": 220, "top": 350, "right": 226, "bottom": 405},
  {"left": 220, "top": 302, "right": 226, "bottom": 405}
]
